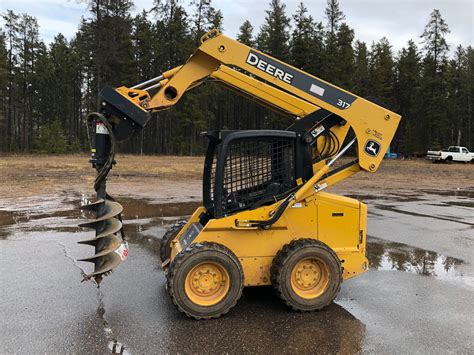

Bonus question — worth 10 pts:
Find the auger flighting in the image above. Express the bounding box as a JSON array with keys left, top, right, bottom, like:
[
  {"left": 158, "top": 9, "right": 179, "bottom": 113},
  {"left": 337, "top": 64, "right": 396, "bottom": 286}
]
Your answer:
[{"left": 78, "top": 113, "right": 128, "bottom": 284}]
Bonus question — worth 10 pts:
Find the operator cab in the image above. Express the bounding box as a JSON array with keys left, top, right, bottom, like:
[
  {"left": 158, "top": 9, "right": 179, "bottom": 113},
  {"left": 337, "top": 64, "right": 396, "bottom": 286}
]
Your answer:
[{"left": 201, "top": 130, "right": 313, "bottom": 221}]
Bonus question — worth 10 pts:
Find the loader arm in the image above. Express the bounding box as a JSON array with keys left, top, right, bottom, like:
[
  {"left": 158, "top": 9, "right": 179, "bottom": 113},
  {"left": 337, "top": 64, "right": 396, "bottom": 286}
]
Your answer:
[{"left": 104, "top": 30, "right": 400, "bottom": 176}]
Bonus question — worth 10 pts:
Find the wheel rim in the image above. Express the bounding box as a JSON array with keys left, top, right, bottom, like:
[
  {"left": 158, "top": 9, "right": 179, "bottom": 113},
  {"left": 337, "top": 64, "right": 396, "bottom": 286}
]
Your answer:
[
  {"left": 290, "top": 257, "right": 330, "bottom": 299},
  {"left": 184, "top": 262, "right": 230, "bottom": 306}
]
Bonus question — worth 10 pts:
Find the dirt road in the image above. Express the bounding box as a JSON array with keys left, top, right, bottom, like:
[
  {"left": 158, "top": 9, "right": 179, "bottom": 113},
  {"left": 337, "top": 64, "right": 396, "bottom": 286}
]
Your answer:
[{"left": 0, "top": 155, "right": 473, "bottom": 354}]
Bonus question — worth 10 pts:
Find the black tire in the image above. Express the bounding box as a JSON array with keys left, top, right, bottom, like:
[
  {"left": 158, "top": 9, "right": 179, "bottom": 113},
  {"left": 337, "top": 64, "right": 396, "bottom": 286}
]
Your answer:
[
  {"left": 445, "top": 156, "right": 453, "bottom": 164},
  {"left": 271, "top": 239, "right": 342, "bottom": 312},
  {"left": 160, "top": 220, "right": 187, "bottom": 264},
  {"left": 167, "top": 242, "right": 244, "bottom": 320}
]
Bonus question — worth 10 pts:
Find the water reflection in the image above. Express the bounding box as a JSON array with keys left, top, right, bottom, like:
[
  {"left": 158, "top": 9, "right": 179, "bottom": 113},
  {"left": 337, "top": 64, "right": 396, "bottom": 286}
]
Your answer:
[
  {"left": 159, "top": 286, "right": 366, "bottom": 354},
  {"left": 367, "top": 236, "right": 465, "bottom": 283}
]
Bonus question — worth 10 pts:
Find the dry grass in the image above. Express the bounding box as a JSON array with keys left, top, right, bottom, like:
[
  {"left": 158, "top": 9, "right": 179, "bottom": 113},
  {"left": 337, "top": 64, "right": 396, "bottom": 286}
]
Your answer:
[
  {"left": 334, "top": 157, "right": 473, "bottom": 193},
  {"left": 0, "top": 154, "right": 472, "bottom": 199}
]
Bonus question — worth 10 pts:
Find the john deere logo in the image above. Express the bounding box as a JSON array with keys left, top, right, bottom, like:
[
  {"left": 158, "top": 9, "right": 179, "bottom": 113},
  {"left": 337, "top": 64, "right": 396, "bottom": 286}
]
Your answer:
[{"left": 364, "top": 140, "right": 381, "bottom": 157}]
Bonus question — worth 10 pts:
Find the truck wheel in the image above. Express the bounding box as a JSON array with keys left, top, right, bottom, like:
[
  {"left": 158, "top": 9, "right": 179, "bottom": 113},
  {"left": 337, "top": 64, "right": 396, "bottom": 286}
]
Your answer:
[
  {"left": 160, "top": 220, "right": 187, "bottom": 264},
  {"left": 167, "top": 242, "right": 244, "bottom": 319},
  {"left": 271, "top": 239, "right": 342, "bottom": 312},
  {"left": 445, "top": 156, "right": 453, "bottom": 164}
]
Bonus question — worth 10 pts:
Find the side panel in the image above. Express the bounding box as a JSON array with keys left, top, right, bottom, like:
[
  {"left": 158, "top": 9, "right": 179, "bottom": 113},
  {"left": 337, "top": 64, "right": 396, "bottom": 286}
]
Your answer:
[
  {"left": 315, "top": 199, "right": 359, "bottom": 251},
  {"left": 193, "top": 200, "right": 319, "bottom": 258},
  {"left": 171, "top": 192, "right": 368, "bottom": 286}
]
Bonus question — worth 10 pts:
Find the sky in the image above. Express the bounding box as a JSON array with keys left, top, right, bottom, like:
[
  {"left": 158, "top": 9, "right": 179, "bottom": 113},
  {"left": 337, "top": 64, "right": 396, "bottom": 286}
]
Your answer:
[{"left": 1, "top": 0, "right": 473, "bottom": 56}]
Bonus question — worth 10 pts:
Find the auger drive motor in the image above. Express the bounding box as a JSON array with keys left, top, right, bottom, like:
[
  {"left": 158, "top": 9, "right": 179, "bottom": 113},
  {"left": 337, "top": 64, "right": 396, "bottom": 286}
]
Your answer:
[{"left": 77, "top": 30, "right": 401, "bottom": 318}]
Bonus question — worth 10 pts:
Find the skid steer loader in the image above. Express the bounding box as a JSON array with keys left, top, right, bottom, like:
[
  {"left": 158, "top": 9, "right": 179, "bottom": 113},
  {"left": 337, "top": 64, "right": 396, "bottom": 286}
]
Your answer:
[{"left": 78, "top": 29, "right": 401, "bottom": 319}]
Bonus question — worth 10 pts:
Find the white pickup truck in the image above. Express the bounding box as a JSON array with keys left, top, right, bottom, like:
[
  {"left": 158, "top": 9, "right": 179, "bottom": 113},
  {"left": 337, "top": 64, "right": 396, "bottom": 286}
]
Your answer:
[{"left": 426, "top": 146, "right": 474, "bottom": 163}]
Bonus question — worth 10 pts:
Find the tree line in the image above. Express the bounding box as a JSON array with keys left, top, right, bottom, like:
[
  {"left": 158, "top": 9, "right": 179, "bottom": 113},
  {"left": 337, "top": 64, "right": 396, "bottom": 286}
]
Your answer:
[{"left": 0, "top": 0, "right": 472, "bottom": 155}]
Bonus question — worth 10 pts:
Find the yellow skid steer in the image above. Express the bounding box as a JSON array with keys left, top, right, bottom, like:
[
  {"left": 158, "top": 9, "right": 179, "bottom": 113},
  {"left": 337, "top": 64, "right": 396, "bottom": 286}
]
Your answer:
[{"left": 78, "top": 30, "right": 400, "bottom": 319}]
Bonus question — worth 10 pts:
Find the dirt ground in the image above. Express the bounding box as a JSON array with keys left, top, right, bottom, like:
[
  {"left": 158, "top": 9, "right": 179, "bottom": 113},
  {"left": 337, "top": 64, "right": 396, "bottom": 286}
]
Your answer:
[{"left": 0, "top": 154, "right": 472, "bottom": 199}]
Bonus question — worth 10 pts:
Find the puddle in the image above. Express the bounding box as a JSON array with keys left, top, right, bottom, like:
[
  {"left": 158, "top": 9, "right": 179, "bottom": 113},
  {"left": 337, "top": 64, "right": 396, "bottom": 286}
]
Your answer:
[
  {"left": 372, "top": 204, "right": 474, "bottom": 226},
  {"left": 0, "top": 193, "right": 202, "bottom": 241},
  {"left": 430, "top": 201, "right": 474, "bottom": 209},
  {"left": 420, "top": 188, "right": 474, "bottom": 199},
  {"left": 119, "top": 198, "right": 201, "bottom": 219},
  {"left": 346, "top": 193, "right": 423, "bottom": 203},
  {"left": 367, "top": 236, "right": 470, "bottom": 287}
]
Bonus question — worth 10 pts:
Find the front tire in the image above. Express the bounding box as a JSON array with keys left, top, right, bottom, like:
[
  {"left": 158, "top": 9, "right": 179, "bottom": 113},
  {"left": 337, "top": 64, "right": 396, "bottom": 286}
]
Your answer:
[
  {"left": 167, "top": 242, "right": 244, "bottom": 319},
  {"left": 271, "top": 239, "right": 342, "bottom": 312}
]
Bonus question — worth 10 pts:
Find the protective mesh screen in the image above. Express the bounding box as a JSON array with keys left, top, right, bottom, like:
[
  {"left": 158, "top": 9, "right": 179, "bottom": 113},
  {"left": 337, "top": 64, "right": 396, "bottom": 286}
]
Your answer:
[
  {"left": 208, "top": 148, "right": 218, "bottom": 206},
  {"left": 220, "top": 138, "right": 296, "bottom": 215}
]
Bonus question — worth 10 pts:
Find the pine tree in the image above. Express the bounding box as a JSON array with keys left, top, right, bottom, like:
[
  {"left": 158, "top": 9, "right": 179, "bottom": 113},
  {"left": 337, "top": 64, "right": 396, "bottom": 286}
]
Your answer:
[
  {"left": 32, "top": 118, "right": 68, "bottom": 154},
  {"left": 2, "top": 10, "right": 19, "bottom": 151},
  {"left": 132, "top": 10, "right": 155, "bottom": 82},
  {"left": 148, "top": 0, "right": 193, "bottom": 153},
  {"left": 324, "top": 0, "right": 345, "bottom": 36},
  {"left": 237, "top": 20, "right": 254, "bottom": 47},
  {"left": 353, "top": 40, "right": 369, "bottom": 97},
  {"left": 0, "top": 30, "right": 8, "bottom": 150},
  {"left": 334, "top": 23, "right": 354, "bottom": 88},
  {"left": 79, "top": 0, "right": 135, "bottom": 107},
  {"left": 394, "top": 40, "right": 421, "bottom": 153},
  {"left": 368, "top": 37, "right": 395, "bottom": 108},
  {"left": 207, "top": 7, "right": 223, "bottom": 32},
  {"left": 256, "top": 0, "right": 290, "bottom": 61},
  {"left": 14, "top": 14, "right": 43, "bottom": 151},
  {"left": 255, "top": 0, "right": 292, "bottom": 129},
  {"left": 446, "top": 46, "right": 470, "bottom": 147},
  {"left": 235, "top": 20, "right": 258, "bottom": 130},
  {"left": 421, "top": 9, "right": 450, "bottom": 74},
  {"left": 322, "top": 0, "right": 346, "bottom": 82},
  {"left": 419, "top": 9, "right": 450, "bottom": 149},
  {"left": 189, "top": 0, "right": 221, "bottom": 43},
  {"left": 466, "top": 47, "right": 474, "bottom": 148},
  {"left": 290, "top": 2, "right": 324, "bottom": 74}
]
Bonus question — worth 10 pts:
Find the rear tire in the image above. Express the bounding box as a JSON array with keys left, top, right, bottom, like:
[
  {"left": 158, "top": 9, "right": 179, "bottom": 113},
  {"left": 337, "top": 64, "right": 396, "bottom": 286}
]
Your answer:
[
  {"left": 445, "top": 156, "right": 453, "bottom": 164},
  {"left": 160, "top": 220, "right": 186, "bottom": 264},
  {"left": 271, "top": 239, "right": 342, "bottom": 312},
  {"left": 167, "top": 242, "right": 244, "bottom": 319}
]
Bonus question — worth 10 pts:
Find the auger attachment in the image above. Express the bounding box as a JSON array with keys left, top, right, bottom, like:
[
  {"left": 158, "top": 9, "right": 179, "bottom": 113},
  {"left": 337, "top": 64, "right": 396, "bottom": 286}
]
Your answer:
[
  {"left": 78, "top": 199, "right": 128, "bottom": 281},
  {"left": 78, "top": 112, "right": 128, "bottom": 283}
]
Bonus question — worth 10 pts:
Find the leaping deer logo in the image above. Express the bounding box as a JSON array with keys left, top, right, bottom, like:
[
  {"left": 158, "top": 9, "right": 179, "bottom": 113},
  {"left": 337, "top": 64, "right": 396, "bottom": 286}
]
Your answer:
[
  {"left": 367, "top": 142, "right": 377, "bottom": 155},
  {"left": 365, "top": 140, "right": 380, "bottom": 156}
]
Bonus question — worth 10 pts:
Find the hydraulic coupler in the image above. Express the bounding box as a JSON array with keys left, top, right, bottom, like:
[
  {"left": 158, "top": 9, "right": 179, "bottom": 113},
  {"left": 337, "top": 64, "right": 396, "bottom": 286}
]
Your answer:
[{"left": 78, "top": 114, "right": 128, "bottom": 283}]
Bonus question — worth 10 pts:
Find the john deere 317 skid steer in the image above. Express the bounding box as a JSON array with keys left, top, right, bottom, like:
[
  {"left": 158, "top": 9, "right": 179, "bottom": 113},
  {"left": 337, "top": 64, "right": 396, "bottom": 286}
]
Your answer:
[{"left": 78, "top": 29, "right": 401, "bottom": 319}]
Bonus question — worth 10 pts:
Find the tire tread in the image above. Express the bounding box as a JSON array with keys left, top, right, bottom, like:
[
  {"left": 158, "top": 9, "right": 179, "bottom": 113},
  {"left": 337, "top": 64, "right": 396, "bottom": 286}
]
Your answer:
[
  {"left": 270, "top": 238, "right": 342, "bottom": 312},
  {"left": 167, "top": 242, "right": 244, "bottom": 320}
]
